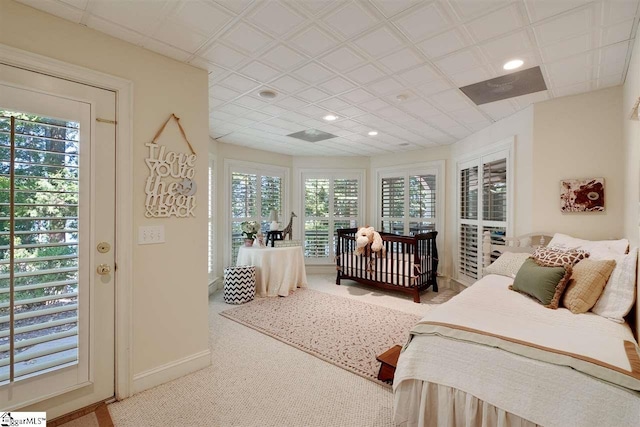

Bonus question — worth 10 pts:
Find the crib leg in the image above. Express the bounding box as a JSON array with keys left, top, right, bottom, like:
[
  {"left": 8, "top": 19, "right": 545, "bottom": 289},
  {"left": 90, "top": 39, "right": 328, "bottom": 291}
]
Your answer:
[
  {"left": 336, "top": 273, "right": 341, "bottom": 286},
  {"left": 432, "top": 275, "right": 438, "bottom": 292},
  {"left": 413, "top": 288, "right": 421, "bottom": 303}
]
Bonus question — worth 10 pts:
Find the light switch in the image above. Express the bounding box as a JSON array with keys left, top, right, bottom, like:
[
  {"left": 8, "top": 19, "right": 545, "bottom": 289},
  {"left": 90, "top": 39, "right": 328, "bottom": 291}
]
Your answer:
[{"left": 138, "top": 225, "right": 165, "bottom": 245}]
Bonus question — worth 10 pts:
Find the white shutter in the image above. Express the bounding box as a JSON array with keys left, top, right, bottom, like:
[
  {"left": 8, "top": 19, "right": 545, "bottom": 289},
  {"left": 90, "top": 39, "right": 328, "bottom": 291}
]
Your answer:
[
  {"left": 208, "top": 156, "right": 215, "bottom": 281},
  {"left": 380, "top": 176, "right": 404, "bottom": 234},
  {"left": 0, "top": 112, "right": 81, "bottom": 382},
  {"left": 408, "top": 174, "right": 436, "bottom": 234}
]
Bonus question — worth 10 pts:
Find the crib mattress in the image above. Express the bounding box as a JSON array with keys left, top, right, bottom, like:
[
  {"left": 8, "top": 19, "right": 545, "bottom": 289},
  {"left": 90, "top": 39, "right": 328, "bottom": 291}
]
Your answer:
[{"left": 339, "top": 253, "right": 418, "bottom": 288}]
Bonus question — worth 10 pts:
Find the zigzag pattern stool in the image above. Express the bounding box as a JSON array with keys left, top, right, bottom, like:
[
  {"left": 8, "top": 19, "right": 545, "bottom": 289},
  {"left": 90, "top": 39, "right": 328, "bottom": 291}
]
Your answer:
[{"left": 223, "top": 265, "right": 256, "bottom": 304}]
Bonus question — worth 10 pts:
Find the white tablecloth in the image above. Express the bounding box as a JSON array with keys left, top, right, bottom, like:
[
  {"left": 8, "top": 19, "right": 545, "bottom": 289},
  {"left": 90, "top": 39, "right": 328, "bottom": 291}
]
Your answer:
[{"left": 236, "top": 246, "right": 307, "bottom": 297}]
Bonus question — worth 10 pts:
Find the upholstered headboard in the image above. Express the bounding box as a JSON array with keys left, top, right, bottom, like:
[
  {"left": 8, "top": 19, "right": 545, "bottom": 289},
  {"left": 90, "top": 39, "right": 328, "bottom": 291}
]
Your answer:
[{"left": 481, "top": 231, "right": 639, "bottom": 341}]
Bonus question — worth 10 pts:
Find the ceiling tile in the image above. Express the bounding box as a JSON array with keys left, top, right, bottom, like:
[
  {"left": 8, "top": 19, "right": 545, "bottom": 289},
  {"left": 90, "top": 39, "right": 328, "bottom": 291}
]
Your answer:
[
  {"left": 480, "top": 99, "right": 518, "bottom": 120},
  {"left": 239, "top": 108, "right": 274, "bottom": 120},
  {"left": 291, "top": 0, "right": 336, "bottom": 15},
  {"left": 400, "top": 99, "right": 440, "bottom": 117},
  {"left": 296, "top": 87, "right": 332, "bottom": 102},
  {"left": 416, "top": 28, "right": 470, "bottom": 59},
  {"left": 217, "top": 103, "right": 253, "bottom": 116},
  {"left": 18, "top": 0, "right": 83, "bottom": 22},
  {"left": 524, "top": 0, "right": 587, "bottom": 23},
  {"left": 435, "top": 48, "right": 486, "bottom": 74},
  {"left": 429, "top": 89, "right": 472, "bottom": 112},
  {"left": 90, "top": 0, "right": 167, "bottom": 35},
  {"left": 598, "top": 73, "right": 623, "bottom": 88},
  {"left": 220, "top": 22, "right": 274, "bottom": 54},
  {"left": 269, "top": 75, "right": 308, "bottom": 93},
  {"left": 545, "top": 52, "right": 594, "bottom": 87},
  {"left": 278, "top": 110, "right": 310, "bottom": 123},
  {"left": 393, "top": 2, "right": 452, "bottom": 42},
  {"left": 319, "top": 46, "right": 368, "bottom": 72},
  {"left": 368, "top": 77, "right": 405, "bottom": 95},
  {"left": 323, "top": 2, "right": 378, "bottom": 39},
  {"left": 540, "top": 33, "right": 592, "bottom": 62},
  {"left": 352, "top": 26, "right": 405, "bottom": 58},
  {"left": 450, "top": 66, "right": 493, "bottom": 86},
  {"left": 359, "top": 98, "right": 391, "bottom": 111},
  {"left": 317, "top": 97, "right": 351, "bottom": 111},
  {"left": 260, "top": 45, "right": 308, "bottom": 71},
  {"left": 289, "top": 25, "right": 340, "bottom": 56},
  {"left": 275, "top": 96, "right": 309, "bottom": 109},
  {"left": 553, "top": 81, "right": 594, "bottom": 97},
  {"left": 480, "top": 30, "right": 533, "bottom": 61},
  {"left": 234, "top": 96, "right": 269, "bottom": 110},
  {"left": 338, "top": 105, "right": 368, "bottom": 117},
  {"left": 201, "top": 43, "right": 249, "bottom": 68},
  {"left": 259, "top": 104, "right": 289, "bottom": 116},
  {"left": 378, "top": 47, "right": 424, "bottom": 73},
  {"left": 370, "top": 0, "right": 421, "bottom": 18},
  {"left": 142, "top": 39, "right": 192, "bottom": 62},
  {"left": 246, "top": 1, "right": 306, "bottom": 36},
  {"left": 601, "top": 0, "right": 639, "bottom": 26},
  {"left": 214, "top": 0, "right": 254, "bottom": 14},
  {"left": 153, "top": 21, "right": 208, "bottom": 53},
  {"left": 450, "top": 107, "right": 488, "bottom": 125},
  {"left": 340, "top": 88, "right": 377, "bottom": 104},
  {"left": 292, "top": 62, "right": 334, "bottom": 84},
  {"left": 533, "top": 5, "right": 595, "bottom": 46},
  {"left": 602, "top": 19, "right": 635, "bottom": 46},
  {"left": 219, "top": 73, "right": 261, "bottom": 92},
  {"left": 448, "top": 0, "right": 507, "bottom": 21},
  {"left": 465, "top": 4, "right": 526, "bottom": 43},
  {"left": 511, "top": 90, "right": 550, "bottom": 108},
  {"left": 396, "top": 64, "right": 440, "bottom": 86},
  {"left": 345, "top": 63, "right": 387, "bottom": 84},
  {"left": 174, "top": 0, "right": 233, "bottom": 36},
  {"left": 238, "top": 61, "right": 280, "bottom": 81},
  {"left": 85, "top": 14, "right": 145, "bottom": 45},
  {"left": 318, "top": 77, "right": 357, "bottom": 95},
  {"left": 415, "top": 79, "right": 454, "bottom": 96}
]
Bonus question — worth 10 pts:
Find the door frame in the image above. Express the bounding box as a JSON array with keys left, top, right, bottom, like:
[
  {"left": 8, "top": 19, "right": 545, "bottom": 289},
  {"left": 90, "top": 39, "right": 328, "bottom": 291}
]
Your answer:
[{"left": 0, "top": 43, "right": 134, "bottom": 400}]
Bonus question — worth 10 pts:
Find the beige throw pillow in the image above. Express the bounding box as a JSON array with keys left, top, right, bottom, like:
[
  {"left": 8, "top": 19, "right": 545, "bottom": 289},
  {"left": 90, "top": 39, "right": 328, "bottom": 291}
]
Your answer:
[
  {"left": 562, "top": 259, "right": 616, "bottom": 314},
  {"left": 485, "top": 252, "right": 531, "bottom": 278}
]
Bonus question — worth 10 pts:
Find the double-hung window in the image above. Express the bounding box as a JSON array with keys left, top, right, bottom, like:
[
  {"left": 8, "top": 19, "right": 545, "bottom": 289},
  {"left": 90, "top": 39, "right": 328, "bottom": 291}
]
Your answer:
[
  {"left": 377, "top": 162, "right": 443, "bottom": 236},
  {"left": 457, "top": 144, "right": 512, "bottom": 284},
  {"left": 227, "top": 161, "right": 287, "bottom": 265},
  {"left": 301, "top": 170, "right": 363, "bottom": 263}
]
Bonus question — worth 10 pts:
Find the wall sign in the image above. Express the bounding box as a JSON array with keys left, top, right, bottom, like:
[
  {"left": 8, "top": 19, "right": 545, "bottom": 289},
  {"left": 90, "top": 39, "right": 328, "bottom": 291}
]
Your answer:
[{"left": 145, "top": 114, "right": 198, "bottom": 218}]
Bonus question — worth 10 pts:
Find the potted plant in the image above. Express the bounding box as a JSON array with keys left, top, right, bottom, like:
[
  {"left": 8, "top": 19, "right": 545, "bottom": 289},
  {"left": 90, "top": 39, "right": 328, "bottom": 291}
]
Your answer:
[{"left": 241, "top": 221, "right": 260, "bottom": 246}]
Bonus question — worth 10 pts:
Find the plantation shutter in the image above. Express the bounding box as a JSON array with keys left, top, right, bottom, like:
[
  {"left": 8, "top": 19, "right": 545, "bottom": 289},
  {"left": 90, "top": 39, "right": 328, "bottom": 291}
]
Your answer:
[
  {"left": 380, "top": 171, "right": 438, "bottom": 236},
  {"left": 302, "top": 173, "right": 362, "bottom": 262},
  {"left": 408, "top": 174, "right": 436, "bottom": 234},
  {"left": 208, "top": 157, "right": 215, "bottom": 281},
  {"left": 457, "top": 150, "right": 510, "bottom": 283},
  {"left": 380, "top": 176, "right": 404, "bottom": 234},
  {"left": 0, "top": 112, "right": 81, "bottom": 382}
]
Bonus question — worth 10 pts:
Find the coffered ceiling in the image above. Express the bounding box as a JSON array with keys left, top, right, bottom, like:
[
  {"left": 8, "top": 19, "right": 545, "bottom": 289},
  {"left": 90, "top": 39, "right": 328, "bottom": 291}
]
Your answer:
[{"left": 19, "top": 0, "right": 640, "bottom": 156}]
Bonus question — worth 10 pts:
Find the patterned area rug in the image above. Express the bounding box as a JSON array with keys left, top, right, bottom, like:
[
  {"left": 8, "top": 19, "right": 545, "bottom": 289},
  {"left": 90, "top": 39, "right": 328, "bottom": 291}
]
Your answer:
[{"left": 219, "top": 289, "right": 426, "bottom": 387}]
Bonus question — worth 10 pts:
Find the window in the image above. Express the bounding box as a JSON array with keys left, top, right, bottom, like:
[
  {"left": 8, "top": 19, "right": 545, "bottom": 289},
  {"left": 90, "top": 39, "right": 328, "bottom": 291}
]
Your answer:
[
  {"left": 226, "top": 161, "right": 287, "bottom": 265},
  {"left": 457, "top": 144, "right": 511, "bottom": 284},
  {"left": 378, "top": 162, "right": 442, "bottom": 235},
  {"left": 301, "top": 171, "right": 363, "bottom": 263}
]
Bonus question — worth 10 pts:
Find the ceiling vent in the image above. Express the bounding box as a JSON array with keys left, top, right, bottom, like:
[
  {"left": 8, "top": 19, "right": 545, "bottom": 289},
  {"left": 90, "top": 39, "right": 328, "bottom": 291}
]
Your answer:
[
  {"left": 287, "top": 129, "right": 337, "bottom": 142},
  {"left": 460, "top": 66, "right": 547, "bottom": 105}
]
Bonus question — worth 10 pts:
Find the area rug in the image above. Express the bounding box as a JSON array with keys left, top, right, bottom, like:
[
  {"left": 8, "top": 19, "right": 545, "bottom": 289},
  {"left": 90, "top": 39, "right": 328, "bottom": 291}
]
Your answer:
[{"left": 219, "top": 289, "right": 425, "bottom": 387}]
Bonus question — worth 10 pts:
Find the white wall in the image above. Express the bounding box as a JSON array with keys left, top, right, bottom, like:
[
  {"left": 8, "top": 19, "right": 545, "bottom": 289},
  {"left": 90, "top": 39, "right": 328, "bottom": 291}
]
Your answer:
[
  {"left": 1, "top": 0, "right": 210, "bottom": 395},
  {"left": 532, "top": 86, "right": 624, "bottom": 239}
]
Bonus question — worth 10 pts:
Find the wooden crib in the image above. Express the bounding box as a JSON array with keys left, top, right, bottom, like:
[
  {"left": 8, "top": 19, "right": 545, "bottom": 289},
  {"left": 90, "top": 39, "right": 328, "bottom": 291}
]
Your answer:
[{"left": 335, "top": 228, "right": 439, "bottom": 303}]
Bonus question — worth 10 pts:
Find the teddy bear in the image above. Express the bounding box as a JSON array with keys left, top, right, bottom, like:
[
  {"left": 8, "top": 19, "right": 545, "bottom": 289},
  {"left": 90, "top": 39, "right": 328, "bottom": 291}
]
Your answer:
[{"left": 354, "top": 226, "right": 385, "bottom": 258}]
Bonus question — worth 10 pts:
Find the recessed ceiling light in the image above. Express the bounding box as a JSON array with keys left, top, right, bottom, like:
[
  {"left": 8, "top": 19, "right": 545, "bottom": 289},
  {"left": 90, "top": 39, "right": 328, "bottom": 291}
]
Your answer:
[
  {"left": 503, "top": 59, "right": 524, "bottom": 70},
  {"left": 323, "top": 114, "right": 338, "bottom": 121},
  {"left": 258, "top": 90, "right": 277, "bottom": 99},
  {"left": 368, "top": 131, "right": 378, "bottom": 136}
]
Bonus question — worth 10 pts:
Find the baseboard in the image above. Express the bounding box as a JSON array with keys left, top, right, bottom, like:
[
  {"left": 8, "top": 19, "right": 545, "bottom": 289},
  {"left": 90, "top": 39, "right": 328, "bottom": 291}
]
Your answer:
[
  {"left": 209, "top": 276, "right": 222, "bottom": 295},
  {"left": 305, "top": 264, "right": 335, "bottom": 275},
  {"left": 132, "top": 349, "right": 211, "bottom": 395}
]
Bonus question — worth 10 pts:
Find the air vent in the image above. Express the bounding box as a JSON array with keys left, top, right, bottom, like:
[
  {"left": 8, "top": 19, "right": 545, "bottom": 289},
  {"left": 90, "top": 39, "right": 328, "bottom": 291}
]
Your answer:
[
  {"left": 460, "top": 66, "right": 547, "bottom": 105},
  {"left": 287, "top": 129, "right": 337, "bottom": 142}
]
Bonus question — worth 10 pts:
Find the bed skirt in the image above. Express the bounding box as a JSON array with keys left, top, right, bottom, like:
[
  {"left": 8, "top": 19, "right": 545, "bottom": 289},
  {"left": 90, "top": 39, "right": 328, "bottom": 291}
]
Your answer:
[{"left": 394, "top": 380, "right": 539, "bottom": 427}]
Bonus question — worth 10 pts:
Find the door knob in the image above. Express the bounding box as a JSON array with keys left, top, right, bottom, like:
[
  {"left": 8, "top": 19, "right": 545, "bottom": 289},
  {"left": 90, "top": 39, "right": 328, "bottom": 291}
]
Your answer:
[{"left": 96, "top": 264, "right": 112, "bottom": 275}]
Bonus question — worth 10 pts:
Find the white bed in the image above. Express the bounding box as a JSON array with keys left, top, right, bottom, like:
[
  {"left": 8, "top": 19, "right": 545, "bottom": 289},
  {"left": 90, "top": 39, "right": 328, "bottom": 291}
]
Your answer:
[{"left": 393, "top": 233, "right": 640, "bottom": 427}]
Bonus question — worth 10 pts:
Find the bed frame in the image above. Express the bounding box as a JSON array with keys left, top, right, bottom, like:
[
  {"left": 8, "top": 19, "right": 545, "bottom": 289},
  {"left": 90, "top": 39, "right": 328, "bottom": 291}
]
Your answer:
[{"left": 335, "top": 228, "right": 438, "bottom": 303}]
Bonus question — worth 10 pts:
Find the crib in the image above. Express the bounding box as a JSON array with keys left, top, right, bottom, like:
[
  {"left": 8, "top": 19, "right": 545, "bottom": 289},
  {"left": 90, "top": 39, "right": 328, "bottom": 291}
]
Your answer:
[{"left": 335, "top": 228, "right": 439, "bottom": 303}]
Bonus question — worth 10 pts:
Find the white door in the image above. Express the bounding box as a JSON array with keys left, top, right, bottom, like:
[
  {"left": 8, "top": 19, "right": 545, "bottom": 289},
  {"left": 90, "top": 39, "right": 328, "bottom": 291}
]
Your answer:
[{"left": 0, "top": 63, "right": 115, "bottom": 417}]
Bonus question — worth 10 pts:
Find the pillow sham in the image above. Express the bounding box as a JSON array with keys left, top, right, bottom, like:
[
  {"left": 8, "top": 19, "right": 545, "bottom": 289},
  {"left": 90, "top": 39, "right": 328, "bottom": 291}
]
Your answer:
[
  {"left": 591, "top": 248, "right": 638, "bottom": 322},
  {"left": 510, "top": 258, "right": 572, "bottom": 309},
  {"left": 562, "top": 259, "right": 616, "bottom": 314},
  {"left": 548, "top": 233, "right": 629, "bottom": 259},
  {"left": 532, "top": 247, "right": 589, "bottom": 267},
  {"left": 485, "top": 252, "right": 531, "bottom": 278}
]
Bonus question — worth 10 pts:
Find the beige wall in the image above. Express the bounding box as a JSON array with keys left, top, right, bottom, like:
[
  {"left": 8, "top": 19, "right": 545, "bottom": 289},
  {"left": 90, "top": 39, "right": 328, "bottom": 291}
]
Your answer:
[
  {"left": 1, "top": 0, "right": 210, "bottom": 385},
  {"left": 532, "top": 86, "right": 624, "bottom": 240}
]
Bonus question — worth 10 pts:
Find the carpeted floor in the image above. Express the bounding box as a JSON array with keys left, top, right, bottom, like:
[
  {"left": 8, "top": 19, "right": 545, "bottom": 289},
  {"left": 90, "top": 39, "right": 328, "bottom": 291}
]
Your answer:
[
  {"left": 220, "top": 288, "right": 421, "bottom": 386},
  {"left": 61, "top": 274, "right": 456, "bottom": 426}
]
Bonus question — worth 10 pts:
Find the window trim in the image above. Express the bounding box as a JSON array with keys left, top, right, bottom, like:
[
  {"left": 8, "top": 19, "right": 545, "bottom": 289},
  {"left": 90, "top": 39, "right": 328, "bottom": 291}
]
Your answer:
[
  {"left": 208, "top": 153, "right": 216, "bottom": 283},
  {"left": 224, "top": 159, "right": 289, "bottom": 268},
  {"left": 455, "top": 137, "right": 514, "bottom": 286},
  {"left": 373, "top": 160, "right": 445, "bottom": 268},
  {"left": 296, "top": 168, "right": 365, "bottom": 265}
]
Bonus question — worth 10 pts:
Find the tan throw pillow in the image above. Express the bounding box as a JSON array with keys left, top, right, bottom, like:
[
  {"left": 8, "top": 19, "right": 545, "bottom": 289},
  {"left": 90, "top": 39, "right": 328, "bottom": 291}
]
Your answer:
[
  {"left": 562, "top": 259, "right": 616, "bottom": 314},
  {"left": 485, "top": 252, "right": 531, "bottom": 277},
  {"left": 532, "top": 247, "right": 589, "bottom": 267}
]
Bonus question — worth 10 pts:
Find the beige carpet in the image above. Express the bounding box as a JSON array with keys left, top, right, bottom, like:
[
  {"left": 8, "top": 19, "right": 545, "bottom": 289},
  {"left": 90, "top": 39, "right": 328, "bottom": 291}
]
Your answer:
[
  {"left": 220, "top": 288, "right": 421, "bottom": 386},
  {"left": 105, "top": 275, "right": 456, "bottom": 426}
]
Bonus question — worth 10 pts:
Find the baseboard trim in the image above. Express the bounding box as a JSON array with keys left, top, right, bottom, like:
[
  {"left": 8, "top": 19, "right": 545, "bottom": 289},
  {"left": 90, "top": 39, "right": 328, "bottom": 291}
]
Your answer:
[
  {"left": 305, "top": 264, "right": 335, "bottom": 275},
  {"left": 132, "top": 349, "right": 211, "bottom": 395}
]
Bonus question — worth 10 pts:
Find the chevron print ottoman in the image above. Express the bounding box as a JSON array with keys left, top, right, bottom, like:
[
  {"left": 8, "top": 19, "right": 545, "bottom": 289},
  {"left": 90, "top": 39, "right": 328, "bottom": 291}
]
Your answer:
[{"left": 223, "top": 266, "right": 256, "bottom": 304}]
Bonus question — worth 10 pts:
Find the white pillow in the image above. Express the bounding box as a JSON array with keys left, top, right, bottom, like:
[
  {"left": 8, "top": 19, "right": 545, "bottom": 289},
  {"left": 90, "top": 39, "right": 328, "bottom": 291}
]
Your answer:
[
  {"left": 548, "top": 233, "right": 629, "bottom": 260},
  {"left": 485, "top": 252, "right": 531, "bottom": 278},
  {"left": 591, "top": 247, "right": 637, "bottom": 323}
]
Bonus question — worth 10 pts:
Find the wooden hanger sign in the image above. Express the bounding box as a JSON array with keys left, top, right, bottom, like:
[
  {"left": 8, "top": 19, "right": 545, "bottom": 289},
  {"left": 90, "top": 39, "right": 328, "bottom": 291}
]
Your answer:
[{"left": 144, "top": 114, "right": 198, "bottom": 218}]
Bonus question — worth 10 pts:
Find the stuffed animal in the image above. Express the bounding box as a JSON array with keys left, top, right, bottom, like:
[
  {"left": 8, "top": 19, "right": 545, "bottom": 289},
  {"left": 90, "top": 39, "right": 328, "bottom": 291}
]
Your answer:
[{"left": 354, "top": 226, "right": 385, "bottom": 258}]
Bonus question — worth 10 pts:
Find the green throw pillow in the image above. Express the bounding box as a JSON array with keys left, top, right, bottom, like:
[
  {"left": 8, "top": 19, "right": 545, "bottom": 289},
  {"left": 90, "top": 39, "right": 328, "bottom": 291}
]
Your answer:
[{"left": 510, "top": 258, "right": 572, "bottom": 309}]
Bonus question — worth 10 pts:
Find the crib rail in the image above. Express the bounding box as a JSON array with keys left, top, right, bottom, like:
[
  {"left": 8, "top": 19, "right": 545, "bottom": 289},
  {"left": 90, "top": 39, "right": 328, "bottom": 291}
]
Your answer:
[{"left": 335, "top": 228, "right": 438, "bottom": 303}]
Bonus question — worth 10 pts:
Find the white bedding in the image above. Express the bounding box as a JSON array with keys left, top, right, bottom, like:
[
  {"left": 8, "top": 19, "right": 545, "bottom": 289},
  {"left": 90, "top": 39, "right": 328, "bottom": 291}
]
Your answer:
[{"left": 394, "top": 274, "right": 640, "bottom": 427}]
